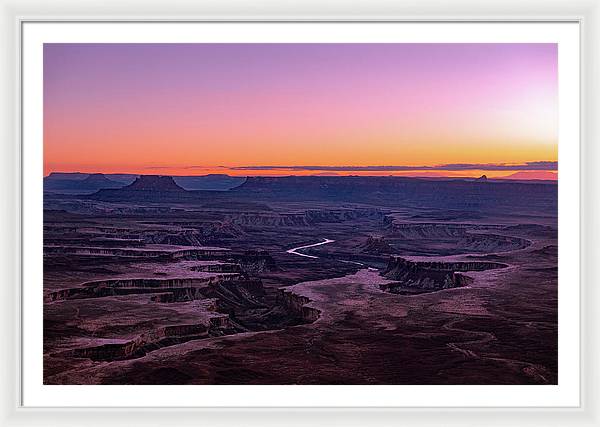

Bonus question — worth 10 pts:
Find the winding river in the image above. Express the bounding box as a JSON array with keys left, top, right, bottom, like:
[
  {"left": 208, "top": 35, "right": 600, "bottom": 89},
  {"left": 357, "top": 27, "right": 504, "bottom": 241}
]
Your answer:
[
  {"left": 286, "top": 238, "right": 378, "bottom": 271},
  {"left": 286, "top": 238, "right": 335, "bottom": 259}
]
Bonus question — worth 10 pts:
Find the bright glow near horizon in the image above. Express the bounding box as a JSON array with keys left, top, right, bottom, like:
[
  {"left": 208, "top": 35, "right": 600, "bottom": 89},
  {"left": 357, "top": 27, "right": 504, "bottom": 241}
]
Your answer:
[{"left": 43, "top": 43, "right": 558, "bottom": 178}]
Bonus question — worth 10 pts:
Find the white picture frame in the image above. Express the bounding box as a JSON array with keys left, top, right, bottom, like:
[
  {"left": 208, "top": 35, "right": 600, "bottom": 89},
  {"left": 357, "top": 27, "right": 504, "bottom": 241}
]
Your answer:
[{"left": 1, "top": 0, "right": 599, "bottom": 426}]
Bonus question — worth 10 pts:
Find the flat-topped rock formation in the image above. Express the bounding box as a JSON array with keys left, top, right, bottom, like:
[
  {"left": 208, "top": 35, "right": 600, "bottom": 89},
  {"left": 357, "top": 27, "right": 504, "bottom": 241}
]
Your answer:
[
  {"left": 82, "top": 175, "right": 558, "bottom": 214},
  {"left": 173, "top": 174, "right": 245, "bottom": 191},
  {"left": 231, "top": 176, "right": 557, "bottom": 213},
  {"left": 44, "top": 173, "right": 124, "bottom": 194},
  {"left": 382, "top": 255, "right": 507, "bottom": 292},
  {"left": 81, "top": 173, "right": 121, "bottom": 186},
  {"left": 91, "top": 175, "right": 194, "bottom": 202},
  {"left": 123, "top": 175, "right": 187, "bottom": 192}
]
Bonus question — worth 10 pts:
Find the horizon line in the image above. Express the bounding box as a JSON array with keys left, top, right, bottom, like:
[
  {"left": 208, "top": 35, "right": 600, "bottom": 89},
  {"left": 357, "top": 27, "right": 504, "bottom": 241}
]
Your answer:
[
  {"left": 45, "top": 160, "right": 558, "bottom": 174},
  {"left": 44, "top": 170, "right": 558, "bottom": 181},
  {"left": 44, "top": 161, "right": 558, "bottom": 180}
]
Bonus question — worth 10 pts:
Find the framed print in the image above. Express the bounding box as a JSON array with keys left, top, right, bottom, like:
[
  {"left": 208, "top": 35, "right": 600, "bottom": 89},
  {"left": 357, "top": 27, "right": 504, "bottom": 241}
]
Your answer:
[{"left": 1, "top": 0, "right": 599, "bottom": 426}]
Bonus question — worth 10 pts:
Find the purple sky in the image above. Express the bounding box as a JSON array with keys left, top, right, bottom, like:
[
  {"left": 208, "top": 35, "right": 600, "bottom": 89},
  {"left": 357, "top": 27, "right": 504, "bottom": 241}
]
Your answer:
[{"left": 44, "top": 43, "right": 558, "bottom": 177}]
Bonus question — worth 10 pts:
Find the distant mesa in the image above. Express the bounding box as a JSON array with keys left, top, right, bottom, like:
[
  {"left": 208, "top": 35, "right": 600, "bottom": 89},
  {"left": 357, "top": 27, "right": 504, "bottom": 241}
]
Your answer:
[
  {"left": 88, "top": 175, "right": 190, "bottom": 202},
  {"left": 44, "top": 172, "right": 124, "bottom": 194},
  {"left": 46, "top": 172, "right": 89, "bottom": 180},
  {"left": 230, "top": 175, "right": 557, "bottom": 214},
  {"left": 123, "top": 175, "right": 187, "bottom": 192},
  {"left": 81, "top": 173, "right": 120, "bottom": 186},
  {"left": 173, "top": 174, "right": 245, "bottom": 191}
]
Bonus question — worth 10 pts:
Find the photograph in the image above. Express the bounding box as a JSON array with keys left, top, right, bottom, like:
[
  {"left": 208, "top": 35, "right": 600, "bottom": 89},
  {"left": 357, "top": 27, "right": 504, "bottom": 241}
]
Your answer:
[{"left": 42, "top": 42, "right": 559, "bottom": 385}]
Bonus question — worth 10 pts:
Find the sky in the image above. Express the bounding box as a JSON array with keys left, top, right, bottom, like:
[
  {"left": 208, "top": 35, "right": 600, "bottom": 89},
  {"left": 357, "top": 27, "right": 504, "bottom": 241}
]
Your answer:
[{"left": 44, "top": 43, "right": 558, "bottom": 179}]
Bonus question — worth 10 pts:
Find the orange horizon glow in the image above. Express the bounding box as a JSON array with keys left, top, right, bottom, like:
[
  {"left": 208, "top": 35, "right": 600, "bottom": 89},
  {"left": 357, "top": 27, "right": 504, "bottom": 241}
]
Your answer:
[
  {"left": 43, "top": 165, "right": 558, "bottom": 181},
  {"left": 44, "top": 44, "right": 558, "bottom": 179}
]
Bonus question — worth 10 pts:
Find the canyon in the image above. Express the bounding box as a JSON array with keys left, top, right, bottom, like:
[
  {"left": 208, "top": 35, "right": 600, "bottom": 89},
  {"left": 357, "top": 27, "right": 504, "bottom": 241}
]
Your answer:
[{"left": 43, "top": 174, "right": 557, "bottom": 385}]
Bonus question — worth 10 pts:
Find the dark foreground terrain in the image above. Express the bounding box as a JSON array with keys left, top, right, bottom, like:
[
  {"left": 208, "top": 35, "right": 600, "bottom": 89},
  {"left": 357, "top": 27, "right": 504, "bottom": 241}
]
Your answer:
[{"left": 43, "top": 175, "right": 557, "bottom": 384}]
